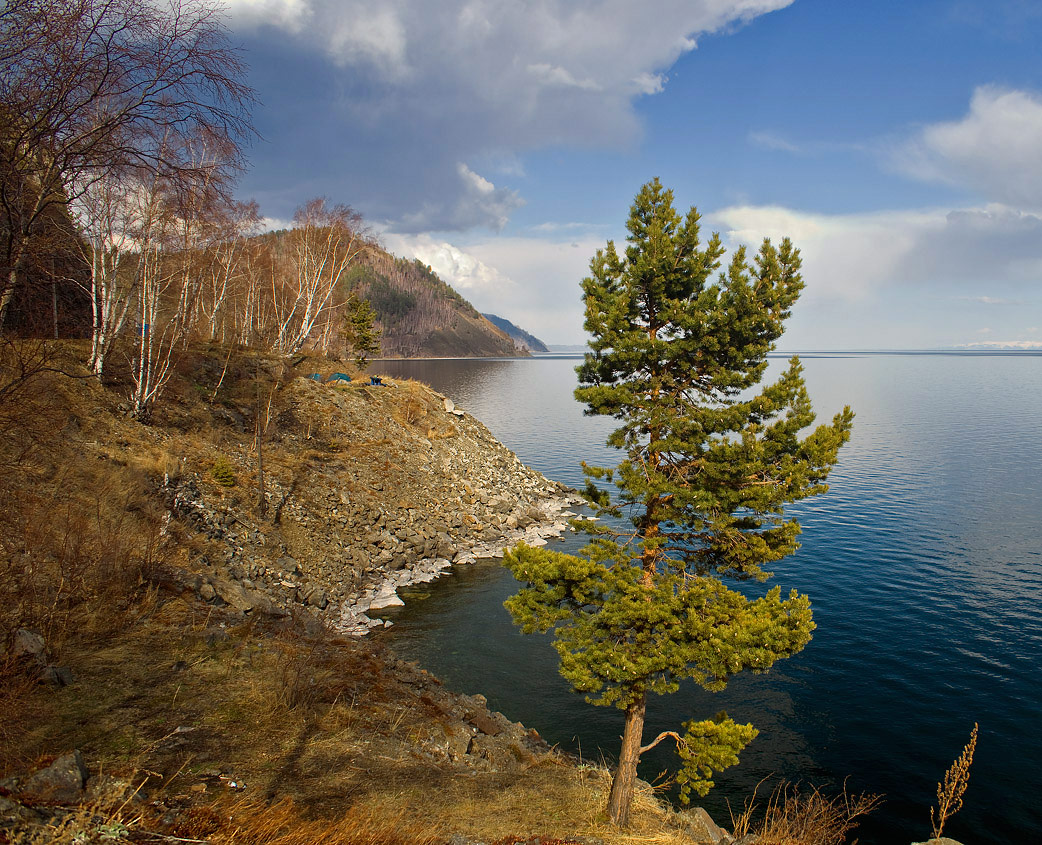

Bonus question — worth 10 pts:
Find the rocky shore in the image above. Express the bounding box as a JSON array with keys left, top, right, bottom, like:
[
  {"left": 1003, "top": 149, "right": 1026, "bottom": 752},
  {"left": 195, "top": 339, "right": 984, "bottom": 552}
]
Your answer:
[{"left": 159, "top": 373, "right": 585, "bottom": 636}]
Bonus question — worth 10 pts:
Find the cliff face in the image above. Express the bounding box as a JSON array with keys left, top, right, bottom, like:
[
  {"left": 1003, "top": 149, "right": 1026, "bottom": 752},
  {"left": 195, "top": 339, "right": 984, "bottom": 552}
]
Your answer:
[{"left": 348, "top": 251, "right": 523, "bottom": 358}]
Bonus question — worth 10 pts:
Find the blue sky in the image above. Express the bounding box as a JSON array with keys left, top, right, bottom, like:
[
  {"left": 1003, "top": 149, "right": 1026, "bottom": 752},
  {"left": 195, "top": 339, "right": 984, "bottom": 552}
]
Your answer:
[{"left": 226, "top": 0, "right": 1042, "bottom": 348}]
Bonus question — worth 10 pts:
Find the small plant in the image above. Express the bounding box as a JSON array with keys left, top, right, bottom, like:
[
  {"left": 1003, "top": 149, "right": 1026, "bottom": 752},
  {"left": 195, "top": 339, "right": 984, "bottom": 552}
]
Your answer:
[
  {"left": 931, "top": 722, "right": 978, "bottom": 840},
  {"left": 212, "top": 455, "right": 237, "bottom": 487}
]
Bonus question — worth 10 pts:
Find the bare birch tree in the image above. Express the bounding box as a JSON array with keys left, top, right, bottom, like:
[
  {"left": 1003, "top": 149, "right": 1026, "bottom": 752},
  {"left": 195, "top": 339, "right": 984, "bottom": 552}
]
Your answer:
[
  {"left": 271, "top": 199, "right": 371, "bottom": 354},
  {"left": 0, "top": 0, "right": 253, "bottom": 332},
  {"left": 71, "top": 171, "right": 141, "bottom": 374}
]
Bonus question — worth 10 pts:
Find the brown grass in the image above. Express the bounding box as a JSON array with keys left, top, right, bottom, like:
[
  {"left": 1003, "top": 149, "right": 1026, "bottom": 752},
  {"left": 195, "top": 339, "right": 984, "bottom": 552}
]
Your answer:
[
  {"left": 171, "top": 797, "right": 444, "bottom": 845},
  {"left": 728, "top": 780, "right": 882, "bottom": 845}
]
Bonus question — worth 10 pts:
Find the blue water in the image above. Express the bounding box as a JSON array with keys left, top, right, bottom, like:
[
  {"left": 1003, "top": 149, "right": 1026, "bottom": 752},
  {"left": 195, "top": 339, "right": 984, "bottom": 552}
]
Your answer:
[{"left": 372, "top": 353, "right": 1042, "bottom": 844}]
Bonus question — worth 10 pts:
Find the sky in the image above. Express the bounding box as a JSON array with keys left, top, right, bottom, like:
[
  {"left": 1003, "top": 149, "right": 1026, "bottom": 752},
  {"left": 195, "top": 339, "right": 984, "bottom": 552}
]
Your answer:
[{"left": 224, "top": 0, "right": 1042, "bottom": 349}]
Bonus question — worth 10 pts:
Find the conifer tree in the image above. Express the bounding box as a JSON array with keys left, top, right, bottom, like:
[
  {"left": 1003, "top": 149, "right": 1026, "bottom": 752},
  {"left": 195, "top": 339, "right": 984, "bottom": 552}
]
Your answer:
[
  {"left": 344, "top": 294, "right": 381, "bottom": 369},
  {"left": 505, "top": 179, "right": 854, "bottom": 826}
]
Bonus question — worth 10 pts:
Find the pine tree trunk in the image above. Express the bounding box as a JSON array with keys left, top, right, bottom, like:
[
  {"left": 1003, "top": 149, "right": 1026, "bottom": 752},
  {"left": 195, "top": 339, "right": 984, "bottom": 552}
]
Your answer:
[{"left": 607, "top": 692, "right": 647, "bottom": 827}]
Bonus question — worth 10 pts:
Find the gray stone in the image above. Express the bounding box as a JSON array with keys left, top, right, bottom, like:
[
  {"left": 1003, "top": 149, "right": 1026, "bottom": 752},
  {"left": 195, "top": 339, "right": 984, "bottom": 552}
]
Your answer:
[
  {"left": 679, "top": 806, "right": 730, "bottom": 844},
  {"left": 8, "top": 629, "right": 46, "bottom": 665},
  {"left": 40, "top": 666, "right": 74, "bottom": 687},
  {"left": 22, "top": 751, "right": 89, "bottom": 803},
  {"left": 447, "top": 834, "right": 485, "bottom": 845}
]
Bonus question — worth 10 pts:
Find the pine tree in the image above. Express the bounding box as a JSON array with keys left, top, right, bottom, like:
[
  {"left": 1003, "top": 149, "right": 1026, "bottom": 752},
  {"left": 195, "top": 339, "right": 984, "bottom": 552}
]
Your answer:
[
  {"left": 504, "top": 179, "right": 854, "bottom": 826},
  {"left": 344, "top": 294, "right": 381, "bottom": 369}
]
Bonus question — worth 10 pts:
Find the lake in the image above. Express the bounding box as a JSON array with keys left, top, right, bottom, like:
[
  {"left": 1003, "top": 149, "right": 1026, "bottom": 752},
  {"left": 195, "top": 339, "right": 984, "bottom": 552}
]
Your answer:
[{"left": 371, "top": 352, "right": 1042, "bottom": 845}]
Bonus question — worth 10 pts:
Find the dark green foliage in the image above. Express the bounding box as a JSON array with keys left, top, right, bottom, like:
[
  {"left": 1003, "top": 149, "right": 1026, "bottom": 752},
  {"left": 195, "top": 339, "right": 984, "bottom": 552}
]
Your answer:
[
  {"left": 345, "top": 265, "right": 418, "bottom": 322},
  {"left": 505, "top": 179, "right": 854, "bottom": 824},
  {"left": 344, "top": 295, "right": 381, "bottom": 369}
]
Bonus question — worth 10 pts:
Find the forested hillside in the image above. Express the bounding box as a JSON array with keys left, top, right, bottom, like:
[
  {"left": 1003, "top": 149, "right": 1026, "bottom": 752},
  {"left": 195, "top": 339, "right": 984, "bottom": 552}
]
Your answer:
[
  {"left": 482, "top": 313, "right": 549, "bottom": 352},
  {"left": 348, "top": 251, "right": 521, "bottom": 358}
]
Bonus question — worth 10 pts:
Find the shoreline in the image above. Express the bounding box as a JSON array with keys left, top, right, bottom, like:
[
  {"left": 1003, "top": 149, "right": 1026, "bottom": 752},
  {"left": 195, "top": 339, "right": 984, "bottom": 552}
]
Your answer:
[{"left": 336, "top": 487, "right": 584, "bottom": 635}]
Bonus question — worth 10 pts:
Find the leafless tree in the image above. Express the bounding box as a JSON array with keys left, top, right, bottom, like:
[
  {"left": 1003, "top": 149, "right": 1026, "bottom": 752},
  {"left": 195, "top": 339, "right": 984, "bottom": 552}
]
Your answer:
[
  {"left": 197, "top": 199, "right": 259, "bottom": 343},
  {"left": 270, "top": 198, "right": 372, "bottom": 354},
  {"left": 0, "top": 0, "right": 254, "bottom": 331},
  {"left": 71, "top": 169, "right": 140, "bottom": 374}
]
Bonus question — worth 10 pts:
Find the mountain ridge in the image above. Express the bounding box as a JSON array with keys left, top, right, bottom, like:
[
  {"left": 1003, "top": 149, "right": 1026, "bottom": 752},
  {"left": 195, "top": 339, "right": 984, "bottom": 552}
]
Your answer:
[{"left": 481, "top": 313, "right": 549, "bottom": 352}]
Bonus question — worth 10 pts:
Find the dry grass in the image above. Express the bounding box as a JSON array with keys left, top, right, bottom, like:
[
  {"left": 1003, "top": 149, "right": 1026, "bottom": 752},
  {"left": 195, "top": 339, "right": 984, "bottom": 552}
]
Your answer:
[
  {"left": 727, "top": 780, "right": 881, "bottom": 845},
  {"left": 0, "top": 461, "right": 166, "bottom": 653},
  {"left": 931, "top": 723, "right": 978, "bottom": 840},
  {"left": 169, "top": 797, "right": 444, "bottom": 845}
]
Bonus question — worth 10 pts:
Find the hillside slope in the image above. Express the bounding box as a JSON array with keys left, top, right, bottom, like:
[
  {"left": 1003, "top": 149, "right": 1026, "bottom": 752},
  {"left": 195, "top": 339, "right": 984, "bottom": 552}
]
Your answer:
[
  {"left": 481, "top": 313, "right": 549, "bottom": 352},
  {"left": 348, "top": 251, "right": 523, "bottom": 358}
]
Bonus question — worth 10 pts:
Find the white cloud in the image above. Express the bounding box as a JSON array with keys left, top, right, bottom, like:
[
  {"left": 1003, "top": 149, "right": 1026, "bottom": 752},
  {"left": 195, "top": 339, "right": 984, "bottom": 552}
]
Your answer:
[
  {"left": 259, "top": 215, "right": 293, "bottom": 232},
  {"left": 222, "top": 0, "right": 310, "bottom": 33},
  {"left": 527, "top": 63, "right": 600, "bottom": 91},
  {"left": 960, "top": 295, "right": 1019, "bottom": 305},
  {"left": 748, "top": 130, "right": 802, "bottom": 153},
  {"left": 327, "top": 7, "right": 408, "bottom": 77},
  {"left": 231, "top": 0, "right": 794, "bottom": 230},
  {"left": 958, "top": 340, "right": 1042, "bottom": 349},
  {"left": 711, "top": 203, "right": 1042, "bottom": 300},
  {"left": 384, "top": 233, "right": 511, "bottom": 292},
  {"left": 893, "top": 86, "right": 1042, "bottom": 208},
  {"left": 384, "top": 232, "right": 606, "bottom": 342}
]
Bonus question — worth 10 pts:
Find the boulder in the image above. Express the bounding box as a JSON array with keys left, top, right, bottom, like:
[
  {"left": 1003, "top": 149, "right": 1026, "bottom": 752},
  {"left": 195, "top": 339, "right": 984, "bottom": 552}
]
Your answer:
[
  {"left": 21, "top": 751, "right": 89, "bottom": 803},
  {"left": 679, "top": 806, "right": 731, "bottom": 845},
  {"left": 8, "top": 629, "right": 46, "bottom": 665}
]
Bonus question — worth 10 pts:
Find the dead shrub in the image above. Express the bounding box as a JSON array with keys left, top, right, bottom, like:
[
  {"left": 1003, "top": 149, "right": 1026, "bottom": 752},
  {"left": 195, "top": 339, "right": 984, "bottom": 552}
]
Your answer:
[
  {"left": 264, "top": 629, "right": 384, "bottom": 719},
  {"left": 0, "top": 465, "right": 167, "bottom": 652},
  {"left": 0, "top": 655, "right": 49, "bottom": 775},
  {"left": 931, "top": 723, "right": 978, "bottom": 840},
  {"left": 729, "top": 780, "right": 882, "bottom": 845}
]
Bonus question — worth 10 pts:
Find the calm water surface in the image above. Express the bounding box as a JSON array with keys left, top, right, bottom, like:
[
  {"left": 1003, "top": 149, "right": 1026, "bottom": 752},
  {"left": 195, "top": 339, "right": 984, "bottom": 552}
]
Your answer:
[{"left": 372, "top": 353, "right": 1042, "bottom": 845}]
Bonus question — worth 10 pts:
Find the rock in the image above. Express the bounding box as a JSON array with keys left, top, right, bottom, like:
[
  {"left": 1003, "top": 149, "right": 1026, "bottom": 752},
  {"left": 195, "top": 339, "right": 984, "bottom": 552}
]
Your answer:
[
  {"left": 679, "top": 806, "right": 730, "bottom": 844},
  {"left": 40, "top": 666, "right": 74, "bottom": 687},
  {"left": 212, "top": 577, "right": 287, "bottom": 616},
  {"left": 8, "top": 629, "right": 46, "bottom": 665},
  {"left": 465, "top": 708, "right": 503, "bottom": 737},
  {"left": 448, "top": 834, "right": 486, "bottom": 845},
  {"left": 305, "top": 588, "right": 329, "bottom": 609},
  {"left": 212, "top": 577, "right": 253, "bottom": 612},
  {"left": 368, "top": 586, "right": 404, "bottom": 610},
  {"left": 21, "top": 751, "right": 89, "bottom": 803},
  {"left": 0, "top": 794, "right": 43, "bottom": 826}
]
